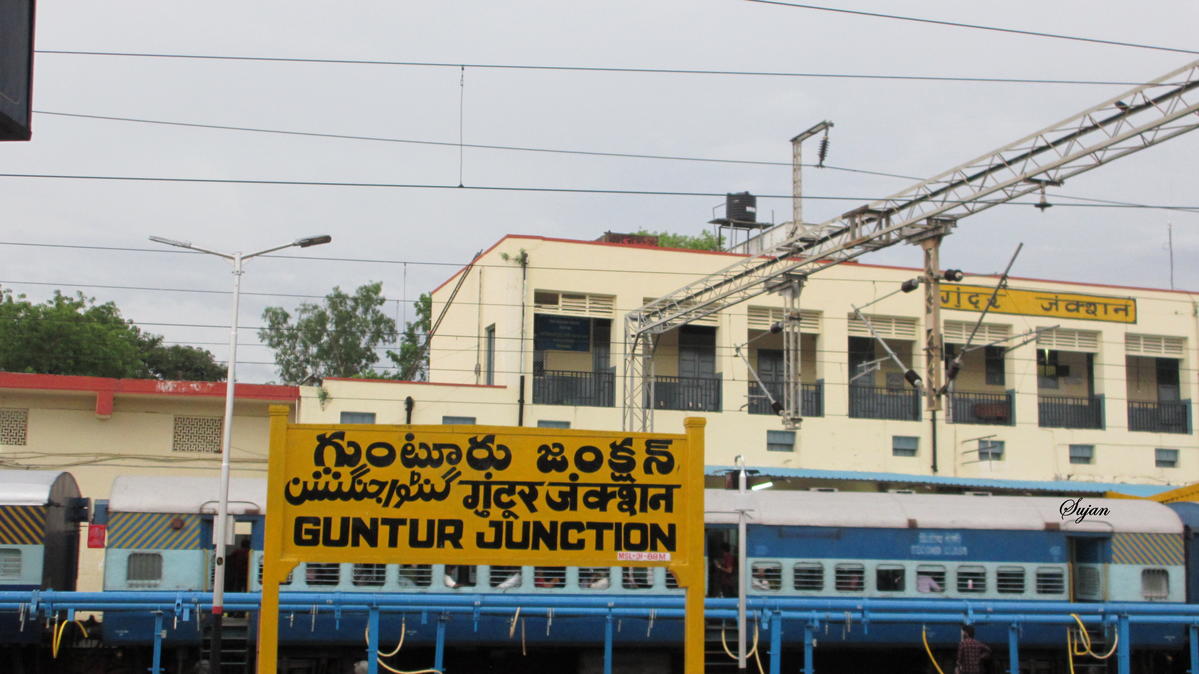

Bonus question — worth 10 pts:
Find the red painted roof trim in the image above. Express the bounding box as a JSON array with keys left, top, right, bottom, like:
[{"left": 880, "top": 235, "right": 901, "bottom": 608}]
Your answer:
[{"left": 0, "top": 372, "right": 299, "bottom": 401}]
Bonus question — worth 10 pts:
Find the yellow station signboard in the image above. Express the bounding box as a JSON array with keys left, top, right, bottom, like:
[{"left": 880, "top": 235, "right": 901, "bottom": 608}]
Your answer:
[
  {"left": 941, "top": 283, "right": 1137, "bottom": 324},
  {"left": 258, "top": 406, "right": 706, "bottom": 673}
]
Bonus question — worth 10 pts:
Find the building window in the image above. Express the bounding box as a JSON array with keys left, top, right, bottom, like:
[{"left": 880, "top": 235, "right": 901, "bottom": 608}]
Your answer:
[
  {"left": 484, "top": 324, "right": 496, "bottom": 385},
  {"left": 985, "top": 346, "right": 1005, "bottom": 386},
  {"left": 767, "top": 430, "right": 795, "bottom": 452},
  {"left": 172, "top": 416, "right": 222, "bottom": 453},
  {"left": 442, "top": 416, "right": 476, "bottom": 425},
  {"left": 127, "top": 553, "right": 163, "bottom": 587},
  {"left": 0, "top": 549, "right": 21, "bottom": 578},
  {"left": 978, "top": 439, "right": 1004, "bottom": 461},
  {"left": 1156, "top": 448, "right": 1179, "bottom": 468},
  {"left": 340, "top": 411, "right": 376, "bottom": 424},
  {"left": 0, "top": 408, "right": 28, "bottom": 446},
  {"left": 537, "top": 420, "right": 570, "bottom": 429},
  {"left": 892, "top": 436, "right": 919, "bottom": 457},
  {"left": 1069, "top": 444, "right": 1094, "bottom": 465}
]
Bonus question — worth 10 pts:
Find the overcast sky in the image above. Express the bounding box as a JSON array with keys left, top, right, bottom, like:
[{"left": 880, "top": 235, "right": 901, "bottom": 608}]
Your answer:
[{"left": 3, "top": 1, "right": 1197, "bottom": 384}]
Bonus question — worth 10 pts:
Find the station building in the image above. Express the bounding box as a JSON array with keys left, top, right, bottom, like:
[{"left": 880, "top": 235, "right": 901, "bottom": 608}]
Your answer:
[{"left": 304, "top": 233, "right": 1195, "bottom": 497}]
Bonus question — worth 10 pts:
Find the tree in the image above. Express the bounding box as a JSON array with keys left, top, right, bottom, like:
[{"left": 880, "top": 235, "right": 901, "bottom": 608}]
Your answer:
[
  {"left": 259, "top": 282, "right": 397, "bottom": 385},
  {"left": 383, "top": 293, "right": 432, "bottom": 381},
  {"left": 633, "top": 229, "right": 724, "bottom": 251},
  {"left": 0, "top": 289, "right": 224, "bottom": 380}
]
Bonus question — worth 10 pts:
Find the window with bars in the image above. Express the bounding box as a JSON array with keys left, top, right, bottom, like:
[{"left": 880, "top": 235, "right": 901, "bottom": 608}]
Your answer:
[
  {"left": 1069, "top": 444, "right": 1094, "bottom": 465},
  {"left": 533, "top": 566, "right": 566, "bottom": 588},
  {"left": 398, "top": 565, "right": 432, "bottom": 588},
  {"left": 793, "top": 563, "right": 823, "bottom": 591},
  {"left": 172, "top": 416, "right": 222, "bottom": 453},
  {"left": 444, "top": 565, "right": 476, "bottom": 588},
  {"left": 916, "top": 565, "right": 945, "bottom": 593},
  {"left": 351, "top": 564, "right": 386, "bottom": 587},
  {"left": 127, "top": 553, "right": 163, "bottom": 587},
  {"left": 621, "top": 567, "right": 652, "bottom": 590},
  {"left": 751, "top": 562, "right": 782, "bottom": 591},
  {"left": 0, "top": 549, "right": 20, "bottom": 578},
  {"left": 957, "top": 566, "right": 986, "bottom": 593},
  {"left": 0, "top": 409, "right": 28, "bottom": 446},
  {"left": 892, "top": 436, "right": 918, "bottom": 457},
  {"left": 305, "top": 563, "right": 340, "bottom": 586},
  {"left": 979, "top": 439, "right": 1004, "bottom": 461},
  {"left": 835, "top": 563, "right": 865, "bottom": 592},
  {"left": 997, "top": 567, "right": 1025, "bottom": 593},
  {"left": 580, "top": 567, "right": 611, "bottom": 590},
  {"left": 1142, "top": 568, "right": 1169, "bottom": 601},
  {"left": 1036, "top": 568, "right": 1065, "bottom": 594},
  {"left": 1156, "top": 448, "right": 1179, "bottom": 468},
  {"left": 490, "top": 565, "right": 523, "bottom": 589}
]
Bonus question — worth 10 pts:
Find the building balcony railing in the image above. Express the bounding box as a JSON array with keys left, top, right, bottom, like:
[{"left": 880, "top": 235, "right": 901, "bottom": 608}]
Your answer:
[
  {"left": 1038, "top": 394, "right": 1104, "bottom": 429},
  {"left": 747, "top": 379, "right": 825, "bottom": 417},
  {"left": 649, "top": 374, "right": 722, "bottom": 412},
  {"left": 949, "top": 390, "right": 1015, "bottom": 426},
  {"left": 848, "top": 384, "right": 920, "bottom": 421},
  {"left": 1128, "top": 399, "right": 1191, "bottom": 434},
  {"left": 533, "top": 369, "right": 615, "bottom": 407}
]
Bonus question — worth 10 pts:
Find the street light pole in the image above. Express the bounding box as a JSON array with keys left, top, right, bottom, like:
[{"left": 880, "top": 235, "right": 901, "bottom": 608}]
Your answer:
[{"left": 149, "top": 234, "right": 331, "bottom": 672}]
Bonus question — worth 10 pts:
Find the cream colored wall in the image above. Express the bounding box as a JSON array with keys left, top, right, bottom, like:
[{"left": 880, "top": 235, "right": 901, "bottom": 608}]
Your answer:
[
  {"left": 303, "top": 379, "right": 514, "bottom": 426},
  {"left": 0, "top": 390, "right": 286, "bottom": 593},
  {"left": 423, "top": 236, "right": 1198, "bottom": 489}
]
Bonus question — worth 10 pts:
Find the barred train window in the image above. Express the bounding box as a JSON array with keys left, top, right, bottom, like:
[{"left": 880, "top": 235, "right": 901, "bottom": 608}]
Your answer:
[
  {"left": 580, "top": 567, "right": 610, "bottom": 589},
  {"left": 533, "top": 566, "right": 566, "bottom": 588},
  {"left": 835, "top": 563, "right": 865, "bottom": 592},
  {"left": 1036, "top": 567, "right": 1065, "bottom": 594},
  {"left": 399, "top": 564, "right": 431, "bottom": 587},
  {"left": 172, "top": 416, "right": 222, "bottom": 453},
  {"left": 305, "top": 563, "right": 340, "bottom": 586},
  {"left": 957, "top": 566, "right": 986, "bottom": 593},
  {"left": 490, "top": 565, "right": 522, "bottom": 589},
  {"left": 352, "top": 563, "right": 386, "bottom": 587},
  {"left": 0, "top": 549, "right": 21, "bottom": 578},
  {"left": 792, "top": 562, "right": 823, "bottom": 591},
  {"left": 127, "top": 553, "right": 163, "bottom": 588},
  {"left": 1142, "top": 568, "right": 1169, "bottom": 601},
  {"left": 622, "top": 567, "right": 651, "bottom": 589},
  {"left": 916, "top": 565, "right": 945, "bottom": 593},
  {"left": 997, "top": 566, "right": 1025, "bottom": 593},
  {"left": 751, "top": 562, "right": 782, "bottom": 591}
]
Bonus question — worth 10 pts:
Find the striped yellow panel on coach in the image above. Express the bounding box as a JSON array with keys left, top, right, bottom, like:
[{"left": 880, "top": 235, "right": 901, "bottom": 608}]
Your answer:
[
  {"left": 108, "top": 512, "right": 201, "bottom": 550},
  {"left": 0, "top": 506, "right": 46, "bottom": 545},
  {"left": 1111, "top": 532, "right": 1184, "bottom": 566}
]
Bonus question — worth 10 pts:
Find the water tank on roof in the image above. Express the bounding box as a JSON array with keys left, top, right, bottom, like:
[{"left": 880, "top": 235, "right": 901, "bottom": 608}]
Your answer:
[{"left": 726, "top": 192, "right": 757, "bottom": 226}]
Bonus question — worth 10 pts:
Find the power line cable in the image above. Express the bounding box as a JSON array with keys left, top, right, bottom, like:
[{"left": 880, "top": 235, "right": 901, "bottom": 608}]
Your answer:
[
  {"left": 31, "top": 50, "right": 1169, "bottom": 85},
  {"left": 742, "top": 0, "right": 1199, "bottom": 56}
]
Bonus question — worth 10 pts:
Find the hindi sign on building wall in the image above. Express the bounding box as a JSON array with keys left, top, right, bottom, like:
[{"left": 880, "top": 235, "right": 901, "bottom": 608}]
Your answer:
[
  {"left": 257, "top": 407, "right": 707, "bottom": 673},
  {"left": 941, "top": 284, "right": 1136, "bottom": 324}
]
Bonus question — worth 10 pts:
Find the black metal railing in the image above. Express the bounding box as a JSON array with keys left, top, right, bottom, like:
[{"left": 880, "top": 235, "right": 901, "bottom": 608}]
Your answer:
[
  {"left": 949, "top": 390, "right": 1015, "bottom": 426},
  {"left": 848, "top": 384, "right": 920, "bottom": 421},
  {"left": 1038, "top": 394, "right": 1104, "bottom": 429},
  {"left": 747, "top": 379, "right": 824, "bottom": 417},
  {"left": 533, "top": 369, "right": 615, "bottom": 407},
  {"left": 1128, "top": 399, "right": 1191, "bottom": 434},
  {"left": 649, "top": 374, "right": 722, "bottom": 412}
]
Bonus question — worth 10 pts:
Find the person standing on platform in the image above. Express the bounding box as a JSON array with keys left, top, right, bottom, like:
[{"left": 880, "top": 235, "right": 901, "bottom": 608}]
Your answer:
[{"left": 955, "top": 624, "right": 991, "bottom": 674}]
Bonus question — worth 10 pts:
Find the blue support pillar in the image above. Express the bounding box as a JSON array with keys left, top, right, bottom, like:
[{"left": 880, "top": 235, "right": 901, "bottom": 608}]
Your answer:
[
  {"left": 434, "top": 613, "right": 447, "bottom": 673},
  {"left": 1117, "top": 615, "right": 1131, "bottom": 674},
  {"left": 150, "top": 612, "right": 164, "bottom": 674},
  {"left": 1189, "top": 624, "right": 1197, "bottom": 674},
  {"left": 769, "top": 611, "right": 782, "bottom": 674},
  {"left": 367, "top": 607, "right": 380, "bottom": 674},
  {"left": 604, "top": 612, "right": 614, "bottom": 674},
  {"left": 803, "top": 623, "right": 815, "bottom": 674},
  {"left": 1007, "top": 623, "right": 1019, "bottom": 674}
]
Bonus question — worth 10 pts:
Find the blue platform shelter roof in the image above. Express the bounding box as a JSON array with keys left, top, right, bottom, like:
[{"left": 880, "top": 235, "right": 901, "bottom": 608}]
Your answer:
[{"left": 705, "top": 466, "right": 1173, "bottom": 498}]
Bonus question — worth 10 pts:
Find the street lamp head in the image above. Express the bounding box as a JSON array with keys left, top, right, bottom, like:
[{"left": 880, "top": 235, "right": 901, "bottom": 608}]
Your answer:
[
  {"left": 296, "top": 234, "right": 332, "bottom": 248},
  {"left": 149, "top": 235, "right": 193, "bottom": 249}
]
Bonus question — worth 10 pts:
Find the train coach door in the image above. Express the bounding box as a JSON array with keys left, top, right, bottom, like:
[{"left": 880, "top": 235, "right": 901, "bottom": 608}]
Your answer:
[{"left": 1069, "top": 536, "right": 1109, "bottom": 601}]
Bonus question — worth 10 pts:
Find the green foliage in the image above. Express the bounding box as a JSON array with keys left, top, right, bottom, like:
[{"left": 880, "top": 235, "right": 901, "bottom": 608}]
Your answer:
[
  {"left": 632, "top": 229, "right": 724, "bottom": 251},
  {"left": 259, "top": 282, "right": 397, "bottom": 385},
  {"left": 0, "top": 289, "right": 224, "bottom": 381},
  {"left": 383, "top": 293, "right": 432, "bottom": 381}
]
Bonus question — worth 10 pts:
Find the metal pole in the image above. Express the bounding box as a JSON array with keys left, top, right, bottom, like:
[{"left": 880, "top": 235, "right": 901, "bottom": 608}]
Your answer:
[
  {"left": 1117, "top": 615, "right": 1131, "bottom": 674},
  {"left": 367, "top": 606, "right": 380, "bottom": 674},
  {"left": 151, "top": 611, "right": 165, "bottom": 674},
  {"left": 434, "top": 614, "right": 447, "bottom": 672},
  {"left": 737, "top": 459, "right": 748, "bottom": 669},
  {"left": 769, "top": 611, "right": 782, "bottom": 674},
  {"left": 210, "top": 252, "right": 243, "bottom": 672},
  {"left": 604, "top": 611, "right": 614, "bottom": 674},
  {"left": 1007, "top": 623, "right": 1019, "bottom": 674},
  {"left": 803, "top": 623, "right": 815, "bottom": 674},
  {"left": 1188, "top": 623, "right": 1197, "bottom": 674}
]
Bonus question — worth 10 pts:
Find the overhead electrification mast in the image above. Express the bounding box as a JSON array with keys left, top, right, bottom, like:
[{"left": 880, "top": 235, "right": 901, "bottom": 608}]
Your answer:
[{"left": 623, "top": 59, "right": 1199, "bottom": 431}]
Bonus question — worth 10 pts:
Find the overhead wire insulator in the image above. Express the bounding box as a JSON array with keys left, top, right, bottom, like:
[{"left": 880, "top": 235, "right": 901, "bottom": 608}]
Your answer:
[
  {"left": 900, "top": 278, "right": 921, "bottom": 293},
  {"left": 817, "top": 131, "right": 830, "bottom": 168},
  {"left": 942, "top": 269, "right": 964, "bottom": 282}
]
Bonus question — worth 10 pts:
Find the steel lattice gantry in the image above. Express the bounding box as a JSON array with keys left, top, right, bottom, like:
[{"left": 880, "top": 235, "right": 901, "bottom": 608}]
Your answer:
[{"left": 623, "top": 59, "right": 1199, "bottom": 431}]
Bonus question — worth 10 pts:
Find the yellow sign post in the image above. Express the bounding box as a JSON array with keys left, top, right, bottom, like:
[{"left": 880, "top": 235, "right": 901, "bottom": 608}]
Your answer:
[{"left": 258, "top": 406, "right": 706, "bottom": 673}]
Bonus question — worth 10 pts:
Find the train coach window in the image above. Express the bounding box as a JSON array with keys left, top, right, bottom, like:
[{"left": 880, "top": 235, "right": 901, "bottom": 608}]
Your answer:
[
  {"left": 0, "top": 549, "right": 20, "bottom": 578},
  {"left": 352, "top": 564, "right": 386, "bottom": 587},
  {"left": 793, "top": 563, "right": 823, "bottom": 591},
  {"left": 398, "top": 564, "right": 432, "bottom": 588},
  {"left": 957, "top": 566, "right": 986, "bottom": 593},
  {"left": 127, "top": 553, "right": 163, "bottom": 588},
  {"left": 444, "top": 565, "right": 477, "bottom": 588},
  {"left": 834, "top": 563, "right": 865, "bottom": 592},
  {"left": 580, "top": 567, "right": 611, "bottom": 589},
  {"left": 876, "top": 565, "right": 905, "bottom": 592},
  {"left": 916, "top": 565, "right": 945, "bottom": 593},
  {"left": 997, "top": 567, "right": 1025, "bottom": 594},
  {"left": 1035, "top": 567, "right": 1065, "bottom": 594},
  {"left": 666, "top": 570, "right": 680, "bottom": 589},
  {"left": 622, "top": 567, "right": 652, "bottom": 589},
  {"left": 534, "top": 566, "right": 566, "bottom": 588},
  {"left": 751, "top": 562, "right": 782, "bottom": 591},
  {"left": 1142, "top": 568, "right": 1169, "bottom": 601},
  {"left": 306, "top": 563, "right": 340, "bottom": 586},
  {"left": 490, "top": 565, "right": 523, "bottom": 589}
]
